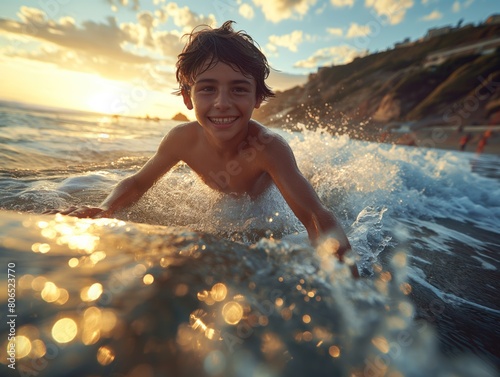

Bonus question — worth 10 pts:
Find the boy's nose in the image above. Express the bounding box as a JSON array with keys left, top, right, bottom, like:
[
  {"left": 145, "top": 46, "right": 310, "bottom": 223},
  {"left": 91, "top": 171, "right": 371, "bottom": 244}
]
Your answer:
[{"left": 214, "top": 91, "right": 231, "bottom": 109}]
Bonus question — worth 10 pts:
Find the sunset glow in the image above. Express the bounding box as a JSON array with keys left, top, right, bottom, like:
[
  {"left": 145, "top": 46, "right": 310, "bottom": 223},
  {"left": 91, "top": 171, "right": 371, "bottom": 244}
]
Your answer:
[{"left": 86, "top": 91, "right": 122, "bottom": 115}]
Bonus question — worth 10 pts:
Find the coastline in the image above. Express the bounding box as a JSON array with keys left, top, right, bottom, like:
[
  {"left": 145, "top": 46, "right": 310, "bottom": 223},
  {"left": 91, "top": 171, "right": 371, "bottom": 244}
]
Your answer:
[{"left": 387, "top": 125, "right": 500, "bottom": 155}]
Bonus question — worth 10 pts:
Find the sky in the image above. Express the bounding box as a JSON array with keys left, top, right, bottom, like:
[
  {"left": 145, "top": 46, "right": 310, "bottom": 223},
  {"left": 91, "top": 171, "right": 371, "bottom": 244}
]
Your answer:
[{"left": 0, "top": 0, "right": 498, "bottom": 118}]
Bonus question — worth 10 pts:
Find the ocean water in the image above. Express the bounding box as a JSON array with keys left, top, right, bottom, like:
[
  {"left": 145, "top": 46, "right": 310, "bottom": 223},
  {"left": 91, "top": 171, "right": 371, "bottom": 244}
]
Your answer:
[{"left": 0, "top": 101, "right": 499, "bottom": 377}]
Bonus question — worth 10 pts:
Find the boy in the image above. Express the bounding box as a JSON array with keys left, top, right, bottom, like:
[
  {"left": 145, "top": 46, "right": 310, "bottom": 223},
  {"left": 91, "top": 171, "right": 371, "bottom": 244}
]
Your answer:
[{"left": 46, "top": 21, "right": 356, "bottom": 274}]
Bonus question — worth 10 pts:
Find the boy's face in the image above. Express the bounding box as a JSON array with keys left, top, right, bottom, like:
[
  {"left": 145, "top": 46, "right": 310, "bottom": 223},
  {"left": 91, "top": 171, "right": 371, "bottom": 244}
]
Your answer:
[{"left": 182, "top": 60, "right": 262, "bottom": 142}]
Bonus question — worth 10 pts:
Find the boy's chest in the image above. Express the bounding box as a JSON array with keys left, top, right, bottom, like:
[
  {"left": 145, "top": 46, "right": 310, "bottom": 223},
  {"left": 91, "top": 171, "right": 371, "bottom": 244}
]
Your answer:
[{"left": 181, "top": 148, "right": 269, "bottom": 195}]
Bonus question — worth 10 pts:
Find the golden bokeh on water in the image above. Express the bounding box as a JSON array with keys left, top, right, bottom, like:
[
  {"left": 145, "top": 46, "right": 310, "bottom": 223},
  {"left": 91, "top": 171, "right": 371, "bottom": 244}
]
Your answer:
[
  {"left": 31, "top": 276, "right": 47, "bottom": 291},
  {"left": 56, "top": 288, "right": 69, "bottom": 305},
  {"left": 222, "top": 301, "right": 243, "bottom": 325},
  {"left": 197, "top": 290, "right": 209, "bottom": 301},
  {"left": 30, "top": 339, "right": 47, "bottom": 358},
  {"left": 41, "top": 282, "right": 60, "bottom": 303},
  {"left": 96, "top": 345, "right": 115, "bottom": 366},
  {"left": 80, "top": 283, "right": 103, "bottom": 302},
  {"left": 143, "top": 274, "right": 154, "bottom": 285},
  {"left": 52, "top": 318, "right": 78, "bottom": 344},
  {"left": 328, "top": 345, "right": 341, "bottom": 358},
  {"left": 399, "top": 282, "right": 412, "bottom": 295},
  {"left": 210, "top": 283, "right": 227, "bottom": 302},
  {"left": 82, "top": 307, "right": 102, "bottom": 345},
  {"left": 380, "top": 271, "right": 392, "bottom": 282},
  {"left": 190, "top": 309, "right": 208, "bottom": 332},
  {"left": 204, "top": 326, "right": 221, "bottom": 340},
  {"left": 372, "top": 336, "right": 390, "bottom": 354},
  {"left": 15, "top": 336, "right": 31, "bottom": 359},
  {"left": 68, "top": 257, "right": 79, "bottom": 268},
  {"left": 31, "top": 242, "right": 51, "bottom": 253},
  {"left": 302, "top": 331, "right": 313, "bottom": 342},
  {"left": 90, "top": 251, "right": 106, "bottom": 264},
  {"left": 392, "top": 251, "right": 407, "bottom": 268}
]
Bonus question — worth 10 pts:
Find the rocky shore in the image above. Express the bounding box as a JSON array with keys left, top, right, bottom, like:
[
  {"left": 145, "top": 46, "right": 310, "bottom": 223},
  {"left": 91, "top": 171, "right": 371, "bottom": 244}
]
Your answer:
[
  {"left": 392, "top": 125, "right": 500, "bottom": 155},
  {"left": 253, "top": 23, "right": 500, "bottom": 156}
]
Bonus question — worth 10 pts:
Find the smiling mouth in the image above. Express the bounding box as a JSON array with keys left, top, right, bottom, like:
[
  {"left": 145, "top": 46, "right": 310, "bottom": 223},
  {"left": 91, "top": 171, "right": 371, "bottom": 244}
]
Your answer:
[{"left": 209, "top": 116, "right": 238, "bottom": 127}]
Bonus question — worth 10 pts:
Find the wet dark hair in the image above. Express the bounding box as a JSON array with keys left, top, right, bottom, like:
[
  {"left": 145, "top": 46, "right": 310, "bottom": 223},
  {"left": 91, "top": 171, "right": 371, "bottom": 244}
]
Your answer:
[{"left": 175, "top": 20, "right": 275, "bottom": 103}]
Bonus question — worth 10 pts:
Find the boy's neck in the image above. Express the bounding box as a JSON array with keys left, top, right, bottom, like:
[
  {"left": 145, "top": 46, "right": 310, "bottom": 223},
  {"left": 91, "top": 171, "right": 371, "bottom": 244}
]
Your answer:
[{"left": 202, "top": 122, "right": 251, "bottom": 157}]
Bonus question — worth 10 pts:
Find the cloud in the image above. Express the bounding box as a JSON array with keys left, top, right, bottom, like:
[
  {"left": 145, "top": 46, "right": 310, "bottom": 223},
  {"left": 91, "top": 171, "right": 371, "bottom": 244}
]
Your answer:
[
  {"left": 0, "top": 7, "right": 152, "bottom": 64},
  {"left": 346, "top": 23, "right": 371, "bottom": 38},
  {"left": 452, "top": 0, "right": 474, "bottom": 13},
  {"left": 3, "top": 45, "right": 174, "bottom": 88},
  {"left": 239, "top": 3, "right": 255, "bottom": 19},
  {"left": 365, "top": 0, "right": 414, "bottom": 25},
  {"left": 252, "top": 0, "right": 317, "bottom": 23},
  {"left": 160, "top": 3, "right": 216, "bottom": 31},
  {"left": 268, "top": 30, "right": 304, "bottom": 52},
  {"left": 0, "top": 6, "right": 188, "bottom": 90},
  {"left": 326, "top": 27, "right": 343, "bottom": 36},
  {"left": 420, "top": 10, "right": 442, "bottom": 21},
  {"left": 294, "top": 45, "right": 367, "bottom": 68},
  {"left": 106, "top": 0, "right": 140, "bottom": 12},
  {"left": 330, "top": 0, "right": 355, "bottom": 7},
  {"left": 154, "top": 30, "right": 185, "bottom": 58}
]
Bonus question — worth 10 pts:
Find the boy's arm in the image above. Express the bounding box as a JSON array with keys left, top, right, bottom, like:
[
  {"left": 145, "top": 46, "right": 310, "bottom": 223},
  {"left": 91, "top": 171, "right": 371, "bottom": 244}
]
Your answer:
[
  {"left": 47, "top": 126, "right": 185, "bottom": 218},
  {"left": 262, "top": 135, "right": 354, "bottom": 263}
]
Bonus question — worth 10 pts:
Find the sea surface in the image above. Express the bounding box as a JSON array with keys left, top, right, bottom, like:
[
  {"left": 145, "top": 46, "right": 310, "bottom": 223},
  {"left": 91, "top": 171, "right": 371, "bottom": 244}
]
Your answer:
[{"left": 0, "top": 101, "right": 499, "bottom": 377}]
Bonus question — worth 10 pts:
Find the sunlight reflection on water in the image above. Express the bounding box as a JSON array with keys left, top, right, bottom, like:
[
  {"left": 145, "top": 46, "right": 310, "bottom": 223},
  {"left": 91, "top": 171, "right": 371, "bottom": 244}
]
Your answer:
[{"left": 0, "top": 211, "right": 497, "bottom": 377}]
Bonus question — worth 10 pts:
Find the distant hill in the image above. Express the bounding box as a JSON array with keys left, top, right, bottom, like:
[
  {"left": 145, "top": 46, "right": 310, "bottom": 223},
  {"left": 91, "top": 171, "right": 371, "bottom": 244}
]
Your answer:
[
  {"left": 253, "top": 23, "right": 500, "bottom": 141},
  {"left": 172, "top": 112, "right": 189, "bottom": 122}
]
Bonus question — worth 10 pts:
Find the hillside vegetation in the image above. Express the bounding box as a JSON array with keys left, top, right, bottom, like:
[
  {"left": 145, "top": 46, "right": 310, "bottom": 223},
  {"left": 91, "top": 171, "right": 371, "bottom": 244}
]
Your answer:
[{"left": 253, "top": 24, "right": 500, "bottom": 140}]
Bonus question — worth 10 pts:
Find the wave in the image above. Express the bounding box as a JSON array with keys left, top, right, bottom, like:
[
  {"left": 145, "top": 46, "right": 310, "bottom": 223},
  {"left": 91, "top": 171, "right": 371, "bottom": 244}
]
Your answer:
[{"left": 0, "top": 210, "right": 497, "bottom": 377}]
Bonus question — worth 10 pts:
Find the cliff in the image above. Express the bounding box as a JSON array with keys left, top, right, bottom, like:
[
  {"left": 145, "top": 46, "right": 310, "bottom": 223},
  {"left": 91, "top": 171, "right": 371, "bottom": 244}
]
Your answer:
[{"left": 253, "top": 24, "right": 500, "bottom": 141}]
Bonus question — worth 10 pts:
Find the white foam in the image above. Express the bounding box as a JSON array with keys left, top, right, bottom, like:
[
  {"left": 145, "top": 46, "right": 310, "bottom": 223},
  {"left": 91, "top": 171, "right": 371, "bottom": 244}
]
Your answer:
[
  {"left": 470, "top": 255, "right": 497, "bottom": 271},
  {"left": 408, "top": 266, "right": 500, "bottom": 315}
]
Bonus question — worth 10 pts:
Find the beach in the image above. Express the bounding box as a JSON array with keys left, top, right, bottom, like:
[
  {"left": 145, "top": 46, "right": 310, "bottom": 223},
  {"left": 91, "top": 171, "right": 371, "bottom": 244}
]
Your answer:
[{"left": 374, "top": 125, "right": 500, "bottom": 156}]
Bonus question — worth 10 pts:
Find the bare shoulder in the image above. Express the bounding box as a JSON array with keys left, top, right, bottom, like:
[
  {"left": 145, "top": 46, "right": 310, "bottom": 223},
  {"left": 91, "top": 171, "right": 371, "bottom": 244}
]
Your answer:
[
  {"left": 163, "top": 121, "right": 199, "bottom": 142},
  {"left": 249, "top": 120, "right": 288, "bottom": 147},
  {"left": 248, "top": 120, "right": 294, "bottom": 158},
  {"left": 157, "top": 121, "right": 200, "bottom": 155}
]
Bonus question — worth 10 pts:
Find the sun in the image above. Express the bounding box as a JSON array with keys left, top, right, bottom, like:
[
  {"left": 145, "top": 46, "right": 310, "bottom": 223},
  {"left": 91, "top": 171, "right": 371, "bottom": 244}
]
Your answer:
[{"left": 86, "top": 91, "right": 121, "bottom": 114}]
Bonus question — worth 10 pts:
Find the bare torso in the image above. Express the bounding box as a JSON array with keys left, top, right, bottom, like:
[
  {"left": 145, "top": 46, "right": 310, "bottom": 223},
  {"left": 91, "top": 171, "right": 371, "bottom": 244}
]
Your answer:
[{"left": 175, "top": 121, "right": 274, "bottom": 199}]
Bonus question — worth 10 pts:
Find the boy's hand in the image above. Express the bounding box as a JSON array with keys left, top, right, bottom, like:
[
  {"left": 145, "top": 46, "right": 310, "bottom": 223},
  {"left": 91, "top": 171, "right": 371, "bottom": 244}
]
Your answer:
[
  {"left": 317, "top": 237, "right": 360, "bottom": 278},
  {"left": 43, "top": 206, "right": 109, "bottom": 219}
]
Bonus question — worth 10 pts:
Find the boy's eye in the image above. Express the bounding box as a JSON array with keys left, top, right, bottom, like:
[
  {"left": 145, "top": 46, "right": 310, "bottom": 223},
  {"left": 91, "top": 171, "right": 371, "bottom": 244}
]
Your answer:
[
  {"left": 233, "top": 87, "right": 249, "bottom": 93},
  {"left": 198, "top": 86, "right": 215, "bottom": 93}
]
